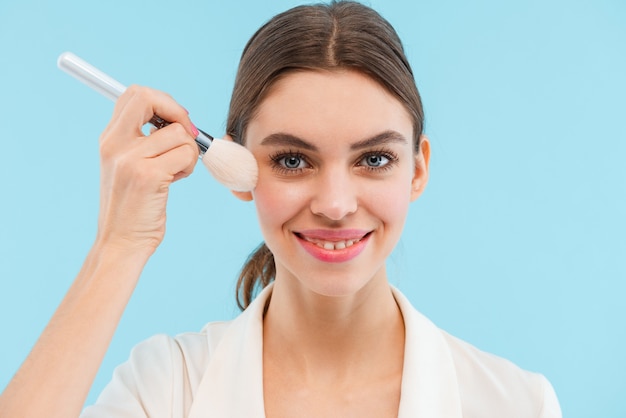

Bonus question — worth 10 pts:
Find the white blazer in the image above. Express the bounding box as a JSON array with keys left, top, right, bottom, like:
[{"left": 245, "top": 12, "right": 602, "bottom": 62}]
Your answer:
[{"left": 81, "top": 285, "right": 561, "bottom": 417}]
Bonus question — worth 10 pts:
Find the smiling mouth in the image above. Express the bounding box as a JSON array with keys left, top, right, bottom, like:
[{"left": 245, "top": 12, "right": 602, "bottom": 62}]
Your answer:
[{"left": 295, "top": 232, "right": 371, "bottom": 251}]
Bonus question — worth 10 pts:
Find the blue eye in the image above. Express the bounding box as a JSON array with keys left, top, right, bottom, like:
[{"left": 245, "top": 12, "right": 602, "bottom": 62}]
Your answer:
[
  {"left": 281, "top": 155, "right": 306, "bottom": 169},
  {"left": 270, "top": 151, "right": 310, "bottom": 174},
  {"left": 361, "top": 153, "right": 390, "bottom": 168}
]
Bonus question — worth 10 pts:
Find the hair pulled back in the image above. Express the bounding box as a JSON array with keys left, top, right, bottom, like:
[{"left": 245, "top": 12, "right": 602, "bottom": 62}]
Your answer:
[{"left": 230, "top": 0, "right": 424, "bottom": 310}]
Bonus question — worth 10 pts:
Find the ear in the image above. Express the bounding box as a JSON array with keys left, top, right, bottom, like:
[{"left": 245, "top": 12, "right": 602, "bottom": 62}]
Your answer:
[
  {"left": 410, "top": 135, "right": 430, "bottom": 202},
  {"left": 220, "top": 134, "right": 255, "bottom": 201},
  {"left": 231, "top": 190, "right": 254, "bottom": 201}
]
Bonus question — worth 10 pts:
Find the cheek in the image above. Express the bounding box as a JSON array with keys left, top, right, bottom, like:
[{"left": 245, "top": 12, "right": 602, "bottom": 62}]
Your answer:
[
  {"left": 379, "top": 188, "right": 411, "bottom": 221},
  {"left": 362, "top": 175, "right": 413, "bottom": 228},
  {"left": 252, "top": 175, "right": 309, "bottom": 236}
]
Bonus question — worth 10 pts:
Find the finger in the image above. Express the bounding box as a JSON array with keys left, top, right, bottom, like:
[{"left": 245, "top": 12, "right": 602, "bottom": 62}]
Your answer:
[
  {"left": 136, "top": 122, "right": 199, "bottom": 160},
  {"left": 100, "top": 85, "right": 147, "bottom": 139},
  {"left": 152, "top": 141, "right": 199, "bottom": 181},
  {"left": 103, "top": 86, "right": 194, "bottom": 146},
  {"left": 112, "top": 85, "right": 178, "bottom": 124},
  {"left": 113, "top": 86, "right": 192, "bottom": 136}
]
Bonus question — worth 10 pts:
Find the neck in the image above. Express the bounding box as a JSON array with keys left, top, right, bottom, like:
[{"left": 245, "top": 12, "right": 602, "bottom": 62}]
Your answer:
[{"left": 263, "top": 273, "right": 405, "bottom": 381}]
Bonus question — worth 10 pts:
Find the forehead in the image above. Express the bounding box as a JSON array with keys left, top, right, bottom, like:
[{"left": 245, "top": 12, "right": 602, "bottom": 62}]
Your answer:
[{"left": 246, "top": 69, "right": 413, "bottom": 147}]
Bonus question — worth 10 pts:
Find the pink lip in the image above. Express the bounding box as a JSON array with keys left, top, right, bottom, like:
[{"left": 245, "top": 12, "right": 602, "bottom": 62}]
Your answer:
[
  {"left": 295, "top": 229, "right": 370, "bottom": 241},
  {"left": 294, "top": 229, "right": 371, "bottom": 263}
]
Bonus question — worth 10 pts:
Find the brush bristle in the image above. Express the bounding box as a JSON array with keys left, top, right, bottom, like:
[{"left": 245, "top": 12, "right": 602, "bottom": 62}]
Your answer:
[{"left": 201, "top": 138, "right": 258, "bottom": 191}]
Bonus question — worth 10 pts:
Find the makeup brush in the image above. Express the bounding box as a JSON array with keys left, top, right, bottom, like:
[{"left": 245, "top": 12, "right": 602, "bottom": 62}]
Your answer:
[{"left": 57, "top": 52, "right": 258, "bottom": 192}]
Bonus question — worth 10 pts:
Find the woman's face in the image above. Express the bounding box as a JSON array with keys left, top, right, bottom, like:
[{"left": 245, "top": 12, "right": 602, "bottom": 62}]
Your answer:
[{"left": 236, "top": 70, "right": 429, "bottom": 298}]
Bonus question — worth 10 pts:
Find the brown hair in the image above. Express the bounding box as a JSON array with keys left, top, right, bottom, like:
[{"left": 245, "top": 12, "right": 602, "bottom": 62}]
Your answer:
[{"left": 229, "top": 0, "right": 424, "bottom": 310}]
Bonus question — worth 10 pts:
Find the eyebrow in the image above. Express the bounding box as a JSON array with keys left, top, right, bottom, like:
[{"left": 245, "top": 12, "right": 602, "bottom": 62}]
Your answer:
[
  {"left": 350, "top": 130, "right": 409, "bottom": 150},
  {"left": 260, "top": 130, "right": 408, "bottom": 151}
]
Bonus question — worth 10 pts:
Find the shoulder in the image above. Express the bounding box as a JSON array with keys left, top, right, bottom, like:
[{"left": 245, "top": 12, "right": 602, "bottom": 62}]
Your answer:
[
  {"left": 131, "top": 321, "right": 234, "bottom": 394},
  {"left": 391, "top": 286, "right": 561, "bottom": 418},
  {"left": 174, "top": 321, "right": 232, "bottom": 388},
  {"left": 441, "top": 331, "right": 561, "bottom": 418},
  {"left": 81, "top": 322, "right": 233, "bottom": 417}
]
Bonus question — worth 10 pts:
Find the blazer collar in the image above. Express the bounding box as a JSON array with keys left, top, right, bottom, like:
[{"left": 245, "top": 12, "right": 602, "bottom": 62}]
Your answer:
[
  {"left": 189, "top": 284, "right": 462, "bottom": 417},
  {"left": 187, "top": 284, "right": 270, "bottom": 418},
  {"left": 392, "top": 287, "right": 462, "bottom": 417}
]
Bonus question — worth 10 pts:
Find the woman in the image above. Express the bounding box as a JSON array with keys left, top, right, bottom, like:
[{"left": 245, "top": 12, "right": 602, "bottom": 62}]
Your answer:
[{"left": 0, "top": 1, "right": 561, "bottom": 417}]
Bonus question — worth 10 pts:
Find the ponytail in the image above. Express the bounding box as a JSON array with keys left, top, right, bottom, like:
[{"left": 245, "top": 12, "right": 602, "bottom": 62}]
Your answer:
[{"left": 236, "top": 242, "right": 276, "bottom": 310}]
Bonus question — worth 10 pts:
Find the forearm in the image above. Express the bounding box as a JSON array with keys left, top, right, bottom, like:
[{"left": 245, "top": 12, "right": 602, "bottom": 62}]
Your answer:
[
  {"left": 0, "top": 85, "right": 198, "bottom": 418},
  {"left": 0, "top": 242, "right": 152, "bottom": 418}
]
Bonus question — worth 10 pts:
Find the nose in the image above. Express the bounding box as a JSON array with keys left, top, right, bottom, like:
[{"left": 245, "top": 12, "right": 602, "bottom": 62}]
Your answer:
[{"left": 309, "top": 166, "right": 358, "bottom": 221}]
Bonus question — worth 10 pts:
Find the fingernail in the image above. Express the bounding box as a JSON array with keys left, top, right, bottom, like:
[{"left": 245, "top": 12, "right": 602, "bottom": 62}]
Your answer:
[{"left": 191, "top": 123, "right": 199, "bottom": 137}]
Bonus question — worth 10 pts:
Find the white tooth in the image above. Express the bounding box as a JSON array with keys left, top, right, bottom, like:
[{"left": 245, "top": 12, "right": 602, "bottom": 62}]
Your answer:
[{"left": 303, "top": 236, "right": 363, "bottom": 250}]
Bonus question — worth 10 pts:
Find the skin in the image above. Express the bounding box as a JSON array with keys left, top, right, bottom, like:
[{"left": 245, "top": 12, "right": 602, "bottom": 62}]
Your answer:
[
  {"left": 0, "top": 70, "right": 429, "bottom": 417},
  {"left": 234, "top": 70, "right": 430, "bottom": 417},
  {"left": 0, "top": 86, "right": 199, "bottom": 418}
]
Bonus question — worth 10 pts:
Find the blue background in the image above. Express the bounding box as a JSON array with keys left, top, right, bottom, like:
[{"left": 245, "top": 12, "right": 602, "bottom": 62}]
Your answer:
[{"left": 1, "top": 0, "right": 624, "bottom": 416}]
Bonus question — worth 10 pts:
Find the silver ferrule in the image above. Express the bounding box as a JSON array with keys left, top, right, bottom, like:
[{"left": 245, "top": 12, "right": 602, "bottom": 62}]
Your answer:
[{"left": 195, "top": 129, "right": 214, "bottom": 157}]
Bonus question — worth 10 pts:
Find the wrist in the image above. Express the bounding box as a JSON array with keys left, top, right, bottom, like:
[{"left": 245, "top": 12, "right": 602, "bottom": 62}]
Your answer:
[
  {"left": 92, "top": 233, "right": 158, "bottom": 260},
  {"left": 85, "top": 237, "right": 155, "bottom": 284}
]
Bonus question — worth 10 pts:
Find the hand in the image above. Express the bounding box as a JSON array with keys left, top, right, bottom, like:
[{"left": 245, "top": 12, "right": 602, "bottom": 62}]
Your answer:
[{"left": 95, "top": 85, "right": 199, "bottom": 254}]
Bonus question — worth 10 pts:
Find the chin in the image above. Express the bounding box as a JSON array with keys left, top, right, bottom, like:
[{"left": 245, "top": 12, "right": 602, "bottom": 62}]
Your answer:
[{"left": 294, "top": 268, "right": 385, "bottom": 299}]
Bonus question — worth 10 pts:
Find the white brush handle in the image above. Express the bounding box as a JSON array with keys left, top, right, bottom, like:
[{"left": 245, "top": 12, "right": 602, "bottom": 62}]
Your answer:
[
  {"left": 57, "top": 51, "right": 213, "bottom": 155},
  {"left": 58, "top": 52, "right": 126, "bottom": 101}
]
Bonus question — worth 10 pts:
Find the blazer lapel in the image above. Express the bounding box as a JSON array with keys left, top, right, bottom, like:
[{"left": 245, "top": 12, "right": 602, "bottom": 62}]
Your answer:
[
  {"left": 187, "top": 286, "right": 272, "bottom": 418},
  {"left": 393, "top": 288, "right": 463, "bottom": 418},
  {"left": 188, "top": 285, "right": 462, "bottom": 417}
]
